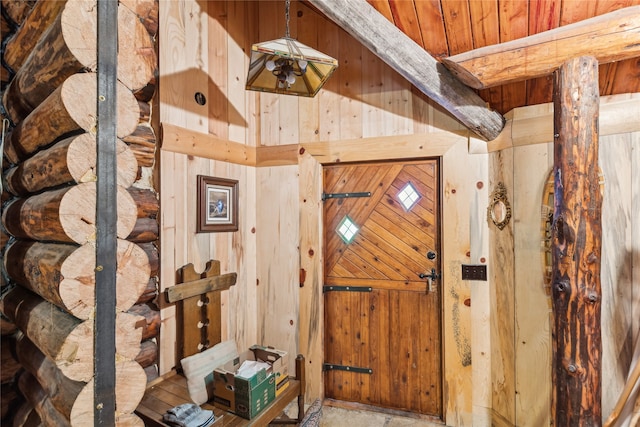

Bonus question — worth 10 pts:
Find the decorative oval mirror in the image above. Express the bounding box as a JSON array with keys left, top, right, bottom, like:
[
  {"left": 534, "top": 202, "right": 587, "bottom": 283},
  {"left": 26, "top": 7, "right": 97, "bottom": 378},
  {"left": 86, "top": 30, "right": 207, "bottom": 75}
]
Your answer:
[{"left": 487, "top": 182, "right": 511, "bottom": 230}]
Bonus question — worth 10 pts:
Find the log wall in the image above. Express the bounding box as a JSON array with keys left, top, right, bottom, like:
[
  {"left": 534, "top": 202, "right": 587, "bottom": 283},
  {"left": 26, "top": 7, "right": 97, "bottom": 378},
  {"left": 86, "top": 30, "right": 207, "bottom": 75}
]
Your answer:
[{"left": 0, "top": 1, "right": 159, "bottom": 425}]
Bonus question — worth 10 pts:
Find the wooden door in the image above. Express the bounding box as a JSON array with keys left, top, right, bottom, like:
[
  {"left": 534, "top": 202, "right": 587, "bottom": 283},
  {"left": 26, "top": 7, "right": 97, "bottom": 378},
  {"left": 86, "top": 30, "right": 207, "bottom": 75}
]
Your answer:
[{"left": 323, "top": 160, "right": 442, "bottom": 418}]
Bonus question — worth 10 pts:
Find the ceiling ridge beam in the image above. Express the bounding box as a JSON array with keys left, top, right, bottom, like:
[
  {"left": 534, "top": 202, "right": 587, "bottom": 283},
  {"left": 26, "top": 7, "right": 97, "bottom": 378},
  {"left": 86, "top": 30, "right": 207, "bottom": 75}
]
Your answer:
[{"left": 307, "top": 0, "right": 505, "bottom": 141}]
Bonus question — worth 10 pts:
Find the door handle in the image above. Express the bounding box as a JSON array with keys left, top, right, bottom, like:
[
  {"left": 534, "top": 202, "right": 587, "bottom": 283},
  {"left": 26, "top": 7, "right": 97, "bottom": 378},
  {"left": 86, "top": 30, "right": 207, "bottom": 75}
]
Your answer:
[{"left": 418, "top": 268, "right": 439, "bottom": 293}]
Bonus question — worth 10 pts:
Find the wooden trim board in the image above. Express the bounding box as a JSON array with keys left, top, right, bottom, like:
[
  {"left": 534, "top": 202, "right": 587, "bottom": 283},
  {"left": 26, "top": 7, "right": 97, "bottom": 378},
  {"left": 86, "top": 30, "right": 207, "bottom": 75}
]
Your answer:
[{"left": 471, "top": 93, "right": 640, "bottom": 153}]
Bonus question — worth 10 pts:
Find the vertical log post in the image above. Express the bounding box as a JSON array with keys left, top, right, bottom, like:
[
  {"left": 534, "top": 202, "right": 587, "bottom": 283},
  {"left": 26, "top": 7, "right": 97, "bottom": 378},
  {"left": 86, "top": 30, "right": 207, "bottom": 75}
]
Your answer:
[{"left": 551, "top": 55, "right": 602, "bottom": 426}]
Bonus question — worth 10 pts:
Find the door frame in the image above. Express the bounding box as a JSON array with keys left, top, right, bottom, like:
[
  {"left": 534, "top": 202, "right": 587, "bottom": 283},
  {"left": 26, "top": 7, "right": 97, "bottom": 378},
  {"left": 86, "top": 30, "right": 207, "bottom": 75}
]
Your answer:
[{"left": 298, "top": 133, "right": 490, "bottom": 426}]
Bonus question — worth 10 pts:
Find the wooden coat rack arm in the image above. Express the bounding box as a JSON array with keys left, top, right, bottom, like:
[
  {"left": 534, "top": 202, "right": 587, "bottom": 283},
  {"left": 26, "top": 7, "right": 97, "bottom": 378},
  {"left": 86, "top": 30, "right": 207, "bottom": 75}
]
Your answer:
[{"left": 166, "top": 272, "right": 237, "bottom": 303}]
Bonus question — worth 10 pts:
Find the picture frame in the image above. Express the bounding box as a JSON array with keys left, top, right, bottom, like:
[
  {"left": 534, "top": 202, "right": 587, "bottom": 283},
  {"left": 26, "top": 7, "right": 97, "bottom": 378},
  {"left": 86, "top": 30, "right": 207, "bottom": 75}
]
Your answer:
[{"left": 197, "top": 175, "right": 239, "bottom": 232}]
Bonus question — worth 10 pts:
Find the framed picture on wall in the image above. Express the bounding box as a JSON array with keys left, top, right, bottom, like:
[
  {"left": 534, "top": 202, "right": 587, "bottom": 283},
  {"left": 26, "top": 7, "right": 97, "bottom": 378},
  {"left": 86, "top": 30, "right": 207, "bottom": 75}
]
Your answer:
[{"left": 197, "top": 175, "right": 239, "bottom": 232}]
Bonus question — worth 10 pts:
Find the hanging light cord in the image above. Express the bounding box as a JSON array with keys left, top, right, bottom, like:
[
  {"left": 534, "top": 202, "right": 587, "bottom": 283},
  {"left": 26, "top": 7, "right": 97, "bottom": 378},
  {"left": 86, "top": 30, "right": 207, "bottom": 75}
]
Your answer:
[{"left": 285, "top": 0, "right": 291, "bottom": 38}]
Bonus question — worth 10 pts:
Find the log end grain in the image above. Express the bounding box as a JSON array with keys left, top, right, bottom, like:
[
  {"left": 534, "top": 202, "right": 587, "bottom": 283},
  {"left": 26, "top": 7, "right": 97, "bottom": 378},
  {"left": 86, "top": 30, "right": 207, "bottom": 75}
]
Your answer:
[
  {"left": 61, "top": 0, "right": 156, "bottom": 92},
  {"left": 70, "top": 360, "right": 147, "bottom": 425},
  {"left": 59, "top": 240, "right": 151, "bottom": 320},
  {"left": 116, "top": 3, "right": 157, "bottom": 92},
  {"left": 116, "top": 311, "right": 145, "bottom": 360},
  {"left": 57, "top": 320, "right": 94, "bottom": 382},
  {"left": 61, "top": 72, "right": 141, "bottom": 139},
  {"left": 115, "top": 360, "right": 148, "bottom": 413},
  {"left": 66, "top": 134, "right": 138, "bottom": 187},
  {"left": 60, "top": 0, "right": 98, "bottom": 69},
  {"left": 59, "top": 182, "right": 138, "bottom": 244}
]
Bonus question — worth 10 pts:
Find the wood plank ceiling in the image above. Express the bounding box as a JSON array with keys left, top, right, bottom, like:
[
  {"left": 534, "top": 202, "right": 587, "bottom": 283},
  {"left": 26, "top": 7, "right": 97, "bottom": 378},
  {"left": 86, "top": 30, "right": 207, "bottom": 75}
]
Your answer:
[{"left": 366, "top": 0, "right": 640, "bottom": 115}]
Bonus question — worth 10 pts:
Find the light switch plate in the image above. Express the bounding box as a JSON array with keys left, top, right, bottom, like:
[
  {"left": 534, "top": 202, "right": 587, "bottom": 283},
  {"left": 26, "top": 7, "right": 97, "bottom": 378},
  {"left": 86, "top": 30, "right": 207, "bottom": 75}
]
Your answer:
[{"left": 461, "top": 264, "right": 487, "bottom": 281}]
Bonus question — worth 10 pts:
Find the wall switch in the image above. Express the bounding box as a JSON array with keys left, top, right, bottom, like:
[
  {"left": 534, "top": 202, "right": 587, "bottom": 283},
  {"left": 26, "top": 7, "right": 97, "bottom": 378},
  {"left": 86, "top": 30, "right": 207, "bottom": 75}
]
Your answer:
[{"left": 461, "top": 264, "right": 487, "bottom": 281}]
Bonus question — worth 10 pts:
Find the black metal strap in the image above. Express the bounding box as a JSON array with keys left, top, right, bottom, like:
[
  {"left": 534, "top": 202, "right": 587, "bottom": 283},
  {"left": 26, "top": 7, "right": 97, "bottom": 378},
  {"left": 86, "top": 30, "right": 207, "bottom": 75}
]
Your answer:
[
  {"left": 323, "top": 363, "right": 373, "bottom": 374},
  {"left": 323, "top": 285, "right": 372, "bottom": 293},
  {"left": 94, "top": 1, "right": 118, "bottom": 425},
  {"left": 322, "top": 191, "right": 371, "bottom": 201}
]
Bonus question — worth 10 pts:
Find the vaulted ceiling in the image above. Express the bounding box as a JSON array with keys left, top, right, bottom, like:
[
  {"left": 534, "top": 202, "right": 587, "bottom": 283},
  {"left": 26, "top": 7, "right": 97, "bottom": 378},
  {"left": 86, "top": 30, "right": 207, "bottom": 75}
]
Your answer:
[{"left": 365, "top": 0, "right": 640, "bottom": 115}]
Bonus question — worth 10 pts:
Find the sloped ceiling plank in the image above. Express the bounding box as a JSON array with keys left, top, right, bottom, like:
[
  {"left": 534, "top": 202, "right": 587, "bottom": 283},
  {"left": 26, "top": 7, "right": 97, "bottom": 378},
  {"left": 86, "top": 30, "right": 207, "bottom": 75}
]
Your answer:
[
  {"left": 309, "top": 0, "right": 505, "bottom": 141},
  {"left": 442, "top": 6, "right": 640, "bottom": 90},
  {"left": 498, "top": 0, "right": 528, "bottom": 113},
  {"left": 413, "top": 0, "right": 449, "bottom": 60},
  {"left": 387, "top": 0, "right": 424, "bottom": 47},
  {"left": 595, "top": 0, "right": 635, "bottom": 97},
  {"left": 440, "top": 0, "right": 474, "bottom": 55},
  {"left": 608, "top": 57, "right": 640, "bottom": 94},
  {"left": 525, "top": 0, "right": 560, "bottom": 106},
  {"left": 366, "top": 0, "right": 393, "bottom": 22},
  {"left": 468, "top": 1, "right": 501, "bottom": 112}
]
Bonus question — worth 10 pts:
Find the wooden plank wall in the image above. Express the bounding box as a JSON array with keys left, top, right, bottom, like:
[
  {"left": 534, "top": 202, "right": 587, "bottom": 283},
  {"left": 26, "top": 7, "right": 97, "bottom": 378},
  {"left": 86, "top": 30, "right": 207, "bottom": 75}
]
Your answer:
[
  {"left": 158, "top": 1, "right": 639, "bottom": 426},
  {"left": 158, "top": 1, "right": 259, "bottom": 373},
  {"left": 159, "top": 2, "right": 486, "bottom": 425},
  {"left": 491, "top": 131, "right": 640, "bottom": 426},
  {"left": 488, "top": 148, "right": 516, "bottom": 426}
]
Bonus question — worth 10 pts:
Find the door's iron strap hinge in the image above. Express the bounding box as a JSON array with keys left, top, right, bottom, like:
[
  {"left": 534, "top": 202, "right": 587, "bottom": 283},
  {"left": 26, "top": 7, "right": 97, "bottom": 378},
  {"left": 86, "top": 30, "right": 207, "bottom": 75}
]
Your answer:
[
  {"left": 323, "top": 285, "right": 372, "bottom": 293},
  {"left": 323, "top": 363, "right": 373, "bottom": 374},
  {"left": 322, "top": 191, "right": 371, "bottom": 201}
]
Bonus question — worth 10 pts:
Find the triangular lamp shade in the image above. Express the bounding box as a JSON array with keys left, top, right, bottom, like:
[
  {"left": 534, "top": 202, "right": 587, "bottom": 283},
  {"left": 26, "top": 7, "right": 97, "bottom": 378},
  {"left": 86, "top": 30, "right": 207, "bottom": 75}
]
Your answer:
[{"left": 246, "top": 37, "right": 338, "bottom": 97}]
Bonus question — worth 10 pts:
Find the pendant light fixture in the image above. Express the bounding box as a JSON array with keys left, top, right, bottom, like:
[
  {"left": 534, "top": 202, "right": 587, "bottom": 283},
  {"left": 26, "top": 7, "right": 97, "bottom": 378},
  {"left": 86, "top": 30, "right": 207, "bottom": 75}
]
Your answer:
[{"left": 245, "top": 0, "right": 338, "bottom": 97}]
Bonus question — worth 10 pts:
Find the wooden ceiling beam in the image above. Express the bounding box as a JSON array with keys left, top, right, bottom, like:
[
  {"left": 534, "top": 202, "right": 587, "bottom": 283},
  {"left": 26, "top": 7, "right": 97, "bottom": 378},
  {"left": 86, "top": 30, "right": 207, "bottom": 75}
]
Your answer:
[
  {"left": 308, "top": 0, "right": 505, "bottom": 142},
  {"left": 442, "top": 6, "right": 640, "bottom": 90}
]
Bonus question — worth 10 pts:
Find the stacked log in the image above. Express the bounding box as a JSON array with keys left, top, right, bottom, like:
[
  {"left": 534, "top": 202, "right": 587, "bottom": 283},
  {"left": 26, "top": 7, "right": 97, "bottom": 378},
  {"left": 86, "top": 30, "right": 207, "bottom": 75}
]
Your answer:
[
  {"left": 2, "top": 0, "right": 155, "bottom": 123},
  {"left": 4, "top": 240, "right": 150, "bottom": 320},
  {"left": 0, "top": 2, "right": 37, "bottom": 418},
  {"left": 0, "top": 0, "right": 36, "bottom": 87},
  {"left": 2, "top": 286, "right": 144, "bottom": 382},
  {"left": 3, "top": 133, "right": 138, "bottom": 195},
  {"left": 1, "top": 183, "right": 138, "bottom": 243},
  {"left": 0, "top": 0, "right": 160, "bottom": 425},
  {"left": 15, "top": 333, "right": 146, "bottom": 426},
  {"left": 3, "top": 1, "right": 63, "bottom": 64},
  {"left": 3, "top": 71, "right": 140, "bottom": 164}
]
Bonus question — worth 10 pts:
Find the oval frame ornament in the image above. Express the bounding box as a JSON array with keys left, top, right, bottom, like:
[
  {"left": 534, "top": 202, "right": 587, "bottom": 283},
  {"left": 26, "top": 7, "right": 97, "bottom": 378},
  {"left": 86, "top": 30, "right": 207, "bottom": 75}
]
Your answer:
[{"left": 487, "top": 182, "right": 512, "bottom": 230}]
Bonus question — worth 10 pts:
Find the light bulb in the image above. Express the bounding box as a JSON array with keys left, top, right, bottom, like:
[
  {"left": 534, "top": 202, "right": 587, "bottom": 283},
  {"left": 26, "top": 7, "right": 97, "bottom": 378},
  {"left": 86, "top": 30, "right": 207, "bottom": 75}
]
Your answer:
[
  {"left": 266, "top": 60, "right": 276, "bottom": 71},
  {"left": 286, "top": 72, "right": 296, "bottom": 85},
  {"left": 298, "top": 60, "right": 308, "bottom": 73}
]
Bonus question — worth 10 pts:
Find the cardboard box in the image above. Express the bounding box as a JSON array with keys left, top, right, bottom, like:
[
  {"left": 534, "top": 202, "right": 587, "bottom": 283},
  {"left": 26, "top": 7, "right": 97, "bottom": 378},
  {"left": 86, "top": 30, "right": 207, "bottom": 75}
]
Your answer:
[
  {"left": 275, "top": 374, "right": 290, "bottom": 398},
  {"left": 212, "top": 349, "right": 277, "bottom": 419},
  {"left": 249, "top": 345, "right": 289, "bottom": 386}
]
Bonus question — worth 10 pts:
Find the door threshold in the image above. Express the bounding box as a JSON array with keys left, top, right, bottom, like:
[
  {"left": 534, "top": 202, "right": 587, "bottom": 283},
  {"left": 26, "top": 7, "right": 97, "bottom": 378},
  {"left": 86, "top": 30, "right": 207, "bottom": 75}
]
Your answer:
[{"left": 322, "top": 398, "right": 444, "bottom": 424}]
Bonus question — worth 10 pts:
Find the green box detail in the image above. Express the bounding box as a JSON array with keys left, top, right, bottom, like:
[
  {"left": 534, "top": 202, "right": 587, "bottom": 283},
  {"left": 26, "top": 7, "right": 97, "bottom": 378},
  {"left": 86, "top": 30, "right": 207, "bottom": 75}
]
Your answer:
[{"left": 234, "top": 372, "right": 276, "bottom": 419}]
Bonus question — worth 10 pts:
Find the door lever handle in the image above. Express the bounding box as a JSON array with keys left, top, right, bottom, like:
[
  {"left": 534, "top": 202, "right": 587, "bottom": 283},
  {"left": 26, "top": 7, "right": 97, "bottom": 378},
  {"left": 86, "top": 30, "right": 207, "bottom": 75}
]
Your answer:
[
  {"left": 418, "top": 268, "right": 439, "bottom": 293},
  {"left": 418, "top": 268, "right": 439, "bottom": 281}
]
